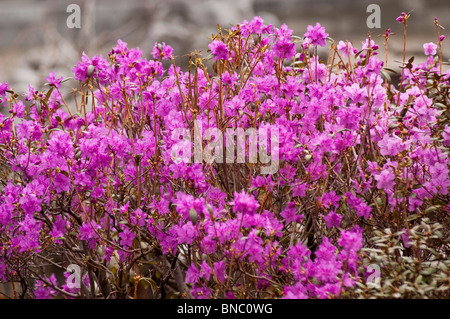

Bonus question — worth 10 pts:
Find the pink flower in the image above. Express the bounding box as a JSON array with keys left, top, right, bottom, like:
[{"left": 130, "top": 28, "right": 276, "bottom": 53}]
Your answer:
[
  {"left": 304, "top": 23, "right": 329, "bottom": 47},
  {"left": 10, "top": 101, "right": 25, "bottom": 118},
  {"left": 280, "top": 202, "right": 302, "bottom": 223},
  {"left": 130, "top": 208, "right": 146, "bottom": 227},
  {"left": 34, "top": 275, "right": 58, "bottom": 299},
  {"left": 320, "top": 191, "right": 340, "bottom": 209},
  {"left": 49, "top": 215, "right": 67, "bottom": 243},
  {"left": 355, "top": 202, "right": 372, "bottom": 219},
  {"left": 152, "top": 42, "right": 173, "bottom": 60},
  {"left": 323, "top": 211, "right": 342, "bottom": 228},
  {"left": 375, "top": 168, "right": 396, "bottom": 190},
  {"left": 47, "top": 131, "right": 74, "bottom": 158},
  {"left": 0, "top": 82, "right": 8, "bottom": 103},
  {"left": 119, "top": 228, "right": 135, "bottom": 248},
  {"left": 430, "top": 162, "right": 450, "bottom": 195},
  {"left": 46, "top": 71, "right": 63, "bottom": 89},
  {"left": 199, "top": 260, "right": 212, "bottom": 281},
  {"left": 185, "top": 263, "right": 199, "bottom": 284},
  {"left": 423, "top": 42, "right": 437, "bottom": 56},
  {"left": 378, "top": 134, "right": 408, "bottom": 156},
  {"left": 337, "top": 41, "right": 357, "bottom": 59},
  {"left": 231, "top": 190, "right": 260, "bottom": 215},
  {"left": 400, "top": 229, "right": 412, "bottom": 248},
  {"left": 213, "top": 260, "right": 227, "bottom": 283},
  {"left": 283, "top": 282, "right": 308, "bottom": 299},
  {"left": 273, "top": 37, "right": 296, "bottom": 59},
  {"left": 176, "top": 221, "right": 198, "bottom": 245},
  {"left": 248, "top": 16, "right": 265, "bottom": 35},
  {"left": 292, "top": 181, "right": 307, "bottom": 197},
  {"left": 338, "top": 229, "right": 363, "bottom": 252},
  {"left": 54, "top": 173, "right": 71, "bottom": 193},
  {"left": 385, "top": 28, "right": 391, "bottom": 37},
  {"left": 208, "top": 40, "right": 229, "bottom": 60},
  {"left": 443, "top": 126, "right": 450, "bottom": 146},
  {"left": 19, "top": 188, "right": 42, "bottom": 215},
  {"left": 16, "top": 120, "right": 42, "bottom": 141},
  {"left": 0, "top": 203, "right": 13, "bottom": 225},
  {"left": 396, "top": 12, "right": 407, "bottom": 24}
]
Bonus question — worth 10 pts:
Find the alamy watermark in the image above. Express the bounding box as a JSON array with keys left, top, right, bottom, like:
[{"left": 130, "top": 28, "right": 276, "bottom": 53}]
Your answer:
[
  {"left": 66, "top": 4, "right": 381, "bottom": 30},
  {"left": 170, "top": 121, "right": 279, "bottom": 174},
  {"left": 366, "top": 264, "right": 381, "bottom": 288},
  {"left": 66, "top": 264, "right": 81, "bottom": 289},
  {"left": 66, "top": 4, "right": 81, "bottom": 29},
  {"left": 366, "top": 4, "right": 381, "bottom": 29}
]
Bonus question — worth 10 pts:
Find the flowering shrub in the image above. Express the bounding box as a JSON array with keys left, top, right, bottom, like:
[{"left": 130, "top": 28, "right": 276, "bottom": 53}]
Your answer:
[{"left": 0, "top": 14, "right": 448, "bottom": 299}]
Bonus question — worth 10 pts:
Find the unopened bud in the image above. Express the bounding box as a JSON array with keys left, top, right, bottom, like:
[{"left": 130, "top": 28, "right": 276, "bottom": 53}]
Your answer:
[
  {"left": 207, "top": 204, "right": 214, "bottom": 219},
  {"left": 87, "top": 65, "right": 95, "bottom": 77},
  {"left": 189, "top": 208, "right": 198, "bottom": 225}
]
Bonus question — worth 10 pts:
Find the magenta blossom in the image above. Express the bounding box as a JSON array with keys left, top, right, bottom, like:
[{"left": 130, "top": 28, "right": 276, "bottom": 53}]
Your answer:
[
  {"left": 0, "top": 82, "right": 8, "bottom": 99},
  {"left": 337, "top": 41, "right": 357, "bottom": 59},
  {"left": 10, "top": 101, "right": 25, "bottom": 118},
  {"left": 423, "top": 42, "right": 437, "bottom": 56},
  {"left": 273, "top": 37, "right": 296, "bottom": 59},
  {"left": 199, "top": 260, "right": 212, "bottom": 281},
  {"left": 338, "top": 228, "right": 363, "bottom": 252},
  {"left": 152, "top": 42, "right": 173, "bottom": 60},
  {"left": 213, "top": 260, "right": 227, "bottom": 283},
  {"left": 323, "top": 211, "right": 342, "bottom": 228},
  {"left": 231, "top": 190, "right": 260, "bottom": 215},
  {"left": 119, "top": 228, "right": 136, "bottom": 249},
  {"left": 208, "top": 40, "right": 229, "bottom": 60},
  {"left": 46, "top": 71, "right": 63, "bottom": 89},
  {"left": 280, "top": 202, "right": 302, "bottom": 223},
  {"left": 396, "top": 12, "right": 407, "bottom": 23},
  {"left": 375, "top": 168, "right": 396, "bottom": 190},
  {"left": 185, "top": 263, "right": 199, "bottom": 284},
  {"left": 304, "top": 23, "right": 329, "bottom": 47}
]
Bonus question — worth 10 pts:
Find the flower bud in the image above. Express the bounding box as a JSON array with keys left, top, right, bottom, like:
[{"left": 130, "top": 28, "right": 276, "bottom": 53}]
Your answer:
[
  {"left": 189, "top": 208, "right": 198, "bottom": 225},
  {"left": 207, "top": 204, "right": 214, "bottom": 219},
  {"left": 87, "top": 65, "right": 95, "bottom": 77}
]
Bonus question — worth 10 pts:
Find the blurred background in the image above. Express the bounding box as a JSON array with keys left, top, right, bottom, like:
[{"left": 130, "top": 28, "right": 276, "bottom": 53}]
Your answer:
[{"left": 0, "top": 0, "right": 449, "bottom": 95}]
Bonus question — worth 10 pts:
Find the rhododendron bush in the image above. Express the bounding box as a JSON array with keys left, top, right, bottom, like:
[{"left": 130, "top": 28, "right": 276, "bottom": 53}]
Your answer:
[{"left": 0, "top": 15, "right": 449, "bottom": 299}]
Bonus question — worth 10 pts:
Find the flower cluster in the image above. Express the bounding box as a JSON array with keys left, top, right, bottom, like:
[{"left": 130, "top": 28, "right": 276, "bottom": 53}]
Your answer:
[{"left": 0, "top": 14, "right": 448, "bottom": 299}]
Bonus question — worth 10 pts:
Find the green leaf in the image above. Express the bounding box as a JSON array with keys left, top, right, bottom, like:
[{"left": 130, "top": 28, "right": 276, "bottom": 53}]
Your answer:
[
  {"left": 434, "top": 102, "right": 446, "bottom": 109},
  {"left": 383, "top": 67, "right": 398, "bottom": 74},
  {"left": 376, "top": 197, "right": 382, "bottom": 207},
  {"left": 380, "top": 69, "right": 391, "bottom": 83},
  {"left": 44, "top": 87, "right": 54, "bottom": 103},
  {"left": 35, "top": 101, "right": 42, "bottom": 114},
  {"left": 414, "top": 275, "right": 423, "bottom": 286},
  {"left": 61, "top": 77, "right": 74, "bottom": 83},
  {"left": 425, "top": 205, "right": 441, "bottom": 214},
  {"left": 420, "top": 268, "right": 436, "bottom": 276}
]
